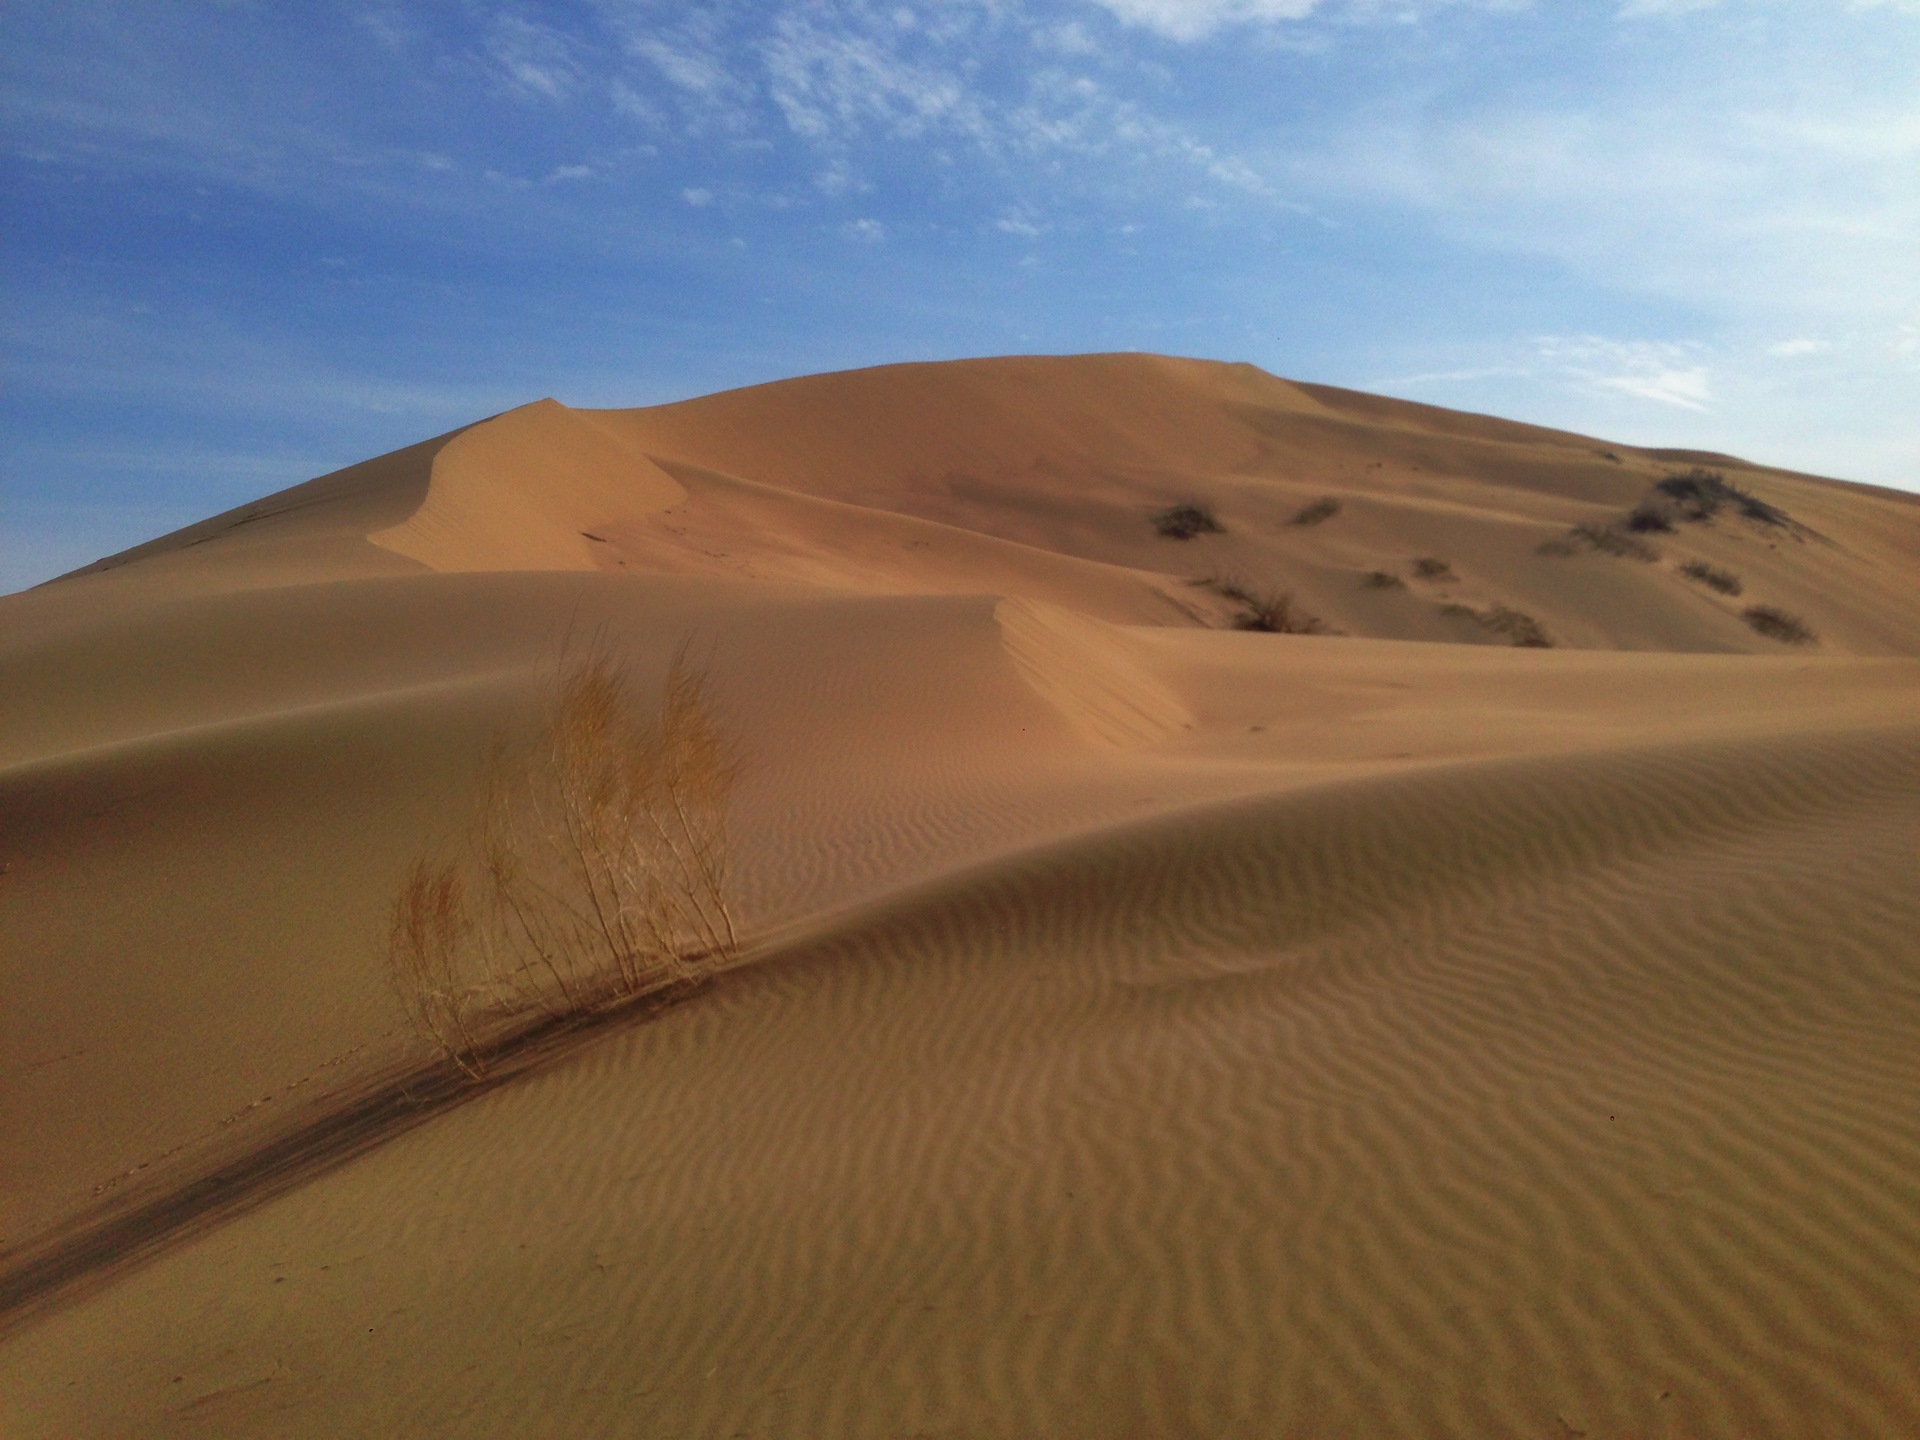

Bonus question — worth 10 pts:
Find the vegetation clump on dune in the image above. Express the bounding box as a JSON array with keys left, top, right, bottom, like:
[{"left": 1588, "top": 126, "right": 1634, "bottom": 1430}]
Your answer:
[
  {"left": 1198, "top": 574, "right": 1333, "bottom": 633},
  {"left": 1656, "top": 467, "right": 1791, "bottom": 527},
  {"left": 388, "top": 646, "right": 739, "bottom": 1079},
  {"left": 1412, "top": 556, "right": 1456, "bottom": 581},
  {"left": 1742, "top": 605, "right": 1816, "bottom": 645},
  {"left": 1287, "top": 496, "right": 1341, "bottom": 527},
  {"left": 1360, "top": 569, "right": 1405, "bottom": 589},
  {"left": 1680, "top": 560, "right": 1743, "bottom": 596},
  {"left": 1560, "top": 522, "right": 1662, "bottom": 562},
  {"left": 1439, "top": 601, "right": 1554, "bottom": 648},
  {"left": 1152, "top": 501, "right": 1225, "bottom": 540}
]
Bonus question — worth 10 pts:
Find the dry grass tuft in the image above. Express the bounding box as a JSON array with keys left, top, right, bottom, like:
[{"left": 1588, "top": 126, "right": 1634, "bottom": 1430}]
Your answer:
[
  {"left": 1412, "top": 557, "right": 1455, "bottom": 581},
  {"left": 386, "top": 644, "right": 739, "bottom": 1078},
  {"left": 1360, "top": 569, "right": 1405, "bottom": 589}
]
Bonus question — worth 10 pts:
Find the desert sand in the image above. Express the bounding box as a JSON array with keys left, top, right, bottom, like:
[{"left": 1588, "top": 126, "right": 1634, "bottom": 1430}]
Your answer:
[{"left": 3, "top": 353, "right": 1918, "bottom": 1437}]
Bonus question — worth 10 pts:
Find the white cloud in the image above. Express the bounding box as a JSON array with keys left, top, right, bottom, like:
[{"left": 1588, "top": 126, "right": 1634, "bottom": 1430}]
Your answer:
[
  {"left": 843, "top": 216, "right": 887, "bottom": 241},
  {"left": 1537, "top": 336, "right": 1714, "bottom": 411},
  {"left": 547, "top": 163, "right": 594, "bottom": 182},
  {"left": 761, "top": 10, "right": 990, "bottom": 144},
  {"left": 1085, "top": 0, "right": 1323, "bottom": 42},
  {"left": 485, "top": 15, "right": 585, "bottom": 102},
  {"left": 1766, "top": 338, "right": 1829, "bottom": 357},
  {"left": 681, "top": 186, "right": 714, "bottom": 206},
  {"left": 1616, "top": 0, "right": 1722, "bottom": 17}
]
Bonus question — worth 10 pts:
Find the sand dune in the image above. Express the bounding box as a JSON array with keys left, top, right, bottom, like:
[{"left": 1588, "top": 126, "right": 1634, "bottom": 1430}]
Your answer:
[{"left": 4, "top": 354, "right": 1918, "bottom": 1436}]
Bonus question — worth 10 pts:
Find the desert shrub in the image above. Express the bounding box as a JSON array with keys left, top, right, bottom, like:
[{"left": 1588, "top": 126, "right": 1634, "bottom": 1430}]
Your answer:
[
  {"left": 1288, "top": 496, "right": 1341, "bottom": 527},
  {"left": 1656, "top": 468, "right": 1790, "bottom": 527},
  {"left": 1570, "top": 522, "right": 1660, "bottom": 561},
  {"left": 386, "top": 645, "right": 739, "bottom": 1078},
  {"left": 1412, "top": 557, "right": 1455, "bottom": 581},
  {"left": 1626, "top": 505, "right": 1675, "bottom": 533},
  {"left": 1680, "top": 560, "right": 1743, "bottom": 596},
  {"left": 1437, "top": 601, "right": 1553, "bottom": 648},
  {"left": 1360, "top": 569, "right": 1405, "bottom": 589},
  {"left": 1153, "top": 502, "right": 1224, "bottom": 540},
  {"left": 1480, "top": 605, "right": 1553, "bottom": 648},
  {"left": 1234, "top": 589, "right": 1331, "bottom": 634},
  {"left": 1742, "top": 605, "right": 1815, "bottom": 644}
]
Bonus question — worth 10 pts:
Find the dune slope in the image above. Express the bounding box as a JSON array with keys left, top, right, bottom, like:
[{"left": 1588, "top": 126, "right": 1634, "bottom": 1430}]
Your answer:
[{"left": 4, "top": 353, "right": 1919, "bottom": 1437}]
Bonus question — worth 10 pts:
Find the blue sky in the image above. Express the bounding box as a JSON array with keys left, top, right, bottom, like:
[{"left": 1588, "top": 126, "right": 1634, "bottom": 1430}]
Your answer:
[{"left": 4, "top": 0, "right": 1918, "bottom": 592}]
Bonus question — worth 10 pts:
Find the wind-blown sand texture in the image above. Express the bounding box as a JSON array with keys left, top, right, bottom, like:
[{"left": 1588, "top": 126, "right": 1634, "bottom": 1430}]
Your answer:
[{"left": 4, "top": 353, "right": 1919, "bottom": 1437}]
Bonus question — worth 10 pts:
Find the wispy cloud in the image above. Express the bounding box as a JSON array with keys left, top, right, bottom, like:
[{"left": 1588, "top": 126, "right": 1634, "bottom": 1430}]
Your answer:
[
  {"left": 1536, "top": 337, "right": 1712, "bottom": 411},
  {"left": 485, "top": 14, "right": 587, "bottom": 102}
]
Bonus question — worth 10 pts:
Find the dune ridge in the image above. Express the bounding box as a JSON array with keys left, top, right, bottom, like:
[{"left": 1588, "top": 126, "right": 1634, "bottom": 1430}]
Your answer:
[{"left": 4, "top": 353, "right": 1919, "bottom": 1436}]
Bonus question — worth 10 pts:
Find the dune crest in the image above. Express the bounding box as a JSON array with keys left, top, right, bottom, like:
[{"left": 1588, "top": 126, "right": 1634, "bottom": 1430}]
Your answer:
[{"left": 369, "top": 399, "right": 686, "bottom": 573}]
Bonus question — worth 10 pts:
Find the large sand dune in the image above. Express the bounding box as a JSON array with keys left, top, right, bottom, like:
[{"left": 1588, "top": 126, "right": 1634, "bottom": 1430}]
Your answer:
[{"left": 4, "top": 354, "right": 1918, "bottom": 1436}]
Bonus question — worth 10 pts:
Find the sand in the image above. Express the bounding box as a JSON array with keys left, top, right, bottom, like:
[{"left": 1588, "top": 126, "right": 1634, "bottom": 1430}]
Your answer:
[{"left": 3, "top": 353, "right": 1918, "bottom": 1436}]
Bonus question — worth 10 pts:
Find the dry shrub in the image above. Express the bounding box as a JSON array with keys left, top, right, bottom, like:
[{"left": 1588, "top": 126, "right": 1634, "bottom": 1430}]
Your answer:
[
  {"left": 1438, "top": 601, "right": 1553, "bottom": 648},
  {"left": 1152, "top": 502, "right": 1224, "bottom": 540},
  {"left": 1288, "top": 496, "right": 1341, "bottom": 527},
  {"left": 1569, "top": 522, "right": 1661, "bottom": 561},
  {"left": 1626, "top": 505, "right": 1675, "bottom": 533},
  {"left": 1412, "top": 556, "right": 1455, "bottom": 581},
  {"left": 1680, "top": 560, "right": 1743, "bottom": 596},
  {"left": 1656, "top": 467, "right": 1790, "bottom": 527},
  {"left": 386, "top": 645, "right": 739, "bottom": 1077},
  {"left": 1360, "top": 569, "right": 1405, "bottom": 589},
  {"left": 1234, "top": 589, "right": 1332, "bottom": 634},
  {"left": 1742, "top": 605, "right": 1815, "bottom": 644}
]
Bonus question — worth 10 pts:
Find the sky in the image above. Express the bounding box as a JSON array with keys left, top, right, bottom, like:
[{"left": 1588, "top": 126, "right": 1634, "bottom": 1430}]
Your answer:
[{"left": 4, "top": 0, "right": 1918, "bottom": 593}]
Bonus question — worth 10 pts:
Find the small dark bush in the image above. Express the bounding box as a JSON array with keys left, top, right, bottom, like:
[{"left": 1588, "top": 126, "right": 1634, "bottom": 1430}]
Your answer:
[
  {"left": 1360, "top": 569, "right": 1405, "bottom": 589},
  {"left": 1742, "top": 605, "right": 1815, "bottom": 644},
  {"left": 1626, "top": 505, "right": 1675, "bottom": 533},
  {"left": 1680, "top": 560, "right": 1743, "bottom": 596},
  {"left": 1438, "top": 601, "right": 1553, "bottom": 648},
  {"left": 1656, "top": 467, "right": 1791, "bottom": 528},
  {"left": 1288, "top": 496, "right": 1342, "bottom": 527},
  {"left": 1235, "top": 590, "right": 1331, "bottom": 635},
  {"left": 1153, "top": 502, "right": 1224, "bottom": 540},
  {"left": 1570, "top": 522, "right": 1660, "bottom": 561},
  {"left": 1481, "top": 605, "right": 1554, "bottom": 648},
  {"left": 1412, "top": 556, "right": 1455, "bottom": 581},
  {"left": 1196, "top": 572, "right": 1255, "bottom": 605}
]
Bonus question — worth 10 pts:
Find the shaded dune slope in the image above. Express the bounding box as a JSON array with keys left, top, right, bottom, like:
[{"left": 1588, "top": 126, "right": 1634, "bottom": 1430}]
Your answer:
[{"left": 6, "top": 723, "right": 1917, "bottom": 1436}]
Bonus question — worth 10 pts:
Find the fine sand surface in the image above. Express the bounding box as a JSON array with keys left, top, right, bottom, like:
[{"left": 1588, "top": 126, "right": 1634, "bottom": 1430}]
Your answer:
[{"left": 4, "top": 354, "right": 1919, "bottom": 1436}]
